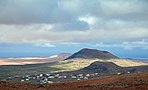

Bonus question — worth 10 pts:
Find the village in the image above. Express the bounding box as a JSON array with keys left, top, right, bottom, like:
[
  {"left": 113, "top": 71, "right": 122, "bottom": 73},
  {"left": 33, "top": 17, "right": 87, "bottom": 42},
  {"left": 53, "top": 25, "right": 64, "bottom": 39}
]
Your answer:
[
  {"left": 3, "top": 72, "right": 100, "bottom": 84},
  {"left": 0, "top": 70, "right": 133, "bottom": 85}
]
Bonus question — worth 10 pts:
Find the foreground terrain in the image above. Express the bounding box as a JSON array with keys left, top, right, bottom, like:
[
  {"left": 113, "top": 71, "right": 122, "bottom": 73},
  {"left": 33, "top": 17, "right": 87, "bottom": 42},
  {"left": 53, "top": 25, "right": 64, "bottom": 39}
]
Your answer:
[{"left": 0, "top": 72, "right": 148, "bottom": 90}]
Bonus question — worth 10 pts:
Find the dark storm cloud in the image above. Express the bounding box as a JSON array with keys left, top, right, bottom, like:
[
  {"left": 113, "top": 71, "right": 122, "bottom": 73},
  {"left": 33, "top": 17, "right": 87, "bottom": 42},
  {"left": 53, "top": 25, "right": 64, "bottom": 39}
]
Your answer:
[
  {"left": 0, "top": 0, "right": 74, "bottom": 24},
  {"left": 52, "top": 21, "right": 89, "bottom": 31},
  {"left": 0, "top": 0, "right": 148, "bottom": 47},
  {"left": 0, "top": 0, "right": 147, "bottom": 24}
]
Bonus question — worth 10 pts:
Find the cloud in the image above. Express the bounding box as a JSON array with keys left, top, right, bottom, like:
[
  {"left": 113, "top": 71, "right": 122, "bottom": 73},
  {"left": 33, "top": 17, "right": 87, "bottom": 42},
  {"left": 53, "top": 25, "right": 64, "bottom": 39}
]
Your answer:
[
  {"left": 78, "top": 15, "right": 98, "bottom": 29},
  {"left": 0, "top": 0, "right": 73, "bottom": 24},
  {"left": 35, "top": 43, "right": 55, "bottom": 48},
  {"left": 51, "top": 20, "right": 89, "bottom": 31},
  {"left": 0, "top": 0, "right": 148, "bottom": 50},
  {"left": 94, "top": 40, "right": 148, "bottom": 50},
  {"left": 99, "top": 0, "right": 146, "bottom": 15},
  {"left": 0, "top": 24, "right": 148, "bottom": 44},
  {"left": 0, "top": 0, "right": 147, "bottom": 24}
]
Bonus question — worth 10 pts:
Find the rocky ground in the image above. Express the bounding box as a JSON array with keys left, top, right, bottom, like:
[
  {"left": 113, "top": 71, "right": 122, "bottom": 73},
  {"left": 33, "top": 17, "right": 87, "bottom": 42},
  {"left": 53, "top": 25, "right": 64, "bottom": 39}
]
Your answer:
[{"left": 0, "top": 72, "right": 148, "bottom": 90}]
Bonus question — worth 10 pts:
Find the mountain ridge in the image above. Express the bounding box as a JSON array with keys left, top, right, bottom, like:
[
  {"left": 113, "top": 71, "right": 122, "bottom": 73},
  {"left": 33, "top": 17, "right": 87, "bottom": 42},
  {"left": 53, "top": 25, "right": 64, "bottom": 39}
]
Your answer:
[{"left": 65, "top": 48, "right": 119, "bottom": 60}]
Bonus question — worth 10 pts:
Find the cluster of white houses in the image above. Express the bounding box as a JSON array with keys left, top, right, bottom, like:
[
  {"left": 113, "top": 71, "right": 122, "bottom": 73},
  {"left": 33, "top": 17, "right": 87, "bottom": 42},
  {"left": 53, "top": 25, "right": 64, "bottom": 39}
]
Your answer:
[
  {"left": 3, "top": 71, "right": 131, "bottom": 84},
  {"left": 20, "top": 73, "right": 100, "bottom": 84},
  {"left": 4, "top": 73, "right": 99, "bottom": 84}
]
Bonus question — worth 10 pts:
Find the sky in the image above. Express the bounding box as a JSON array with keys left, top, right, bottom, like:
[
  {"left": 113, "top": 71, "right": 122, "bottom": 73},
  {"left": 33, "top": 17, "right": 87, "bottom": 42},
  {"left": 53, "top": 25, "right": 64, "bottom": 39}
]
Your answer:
[{"left": 0, "top": 0, "right": 148, "bottom": 58}]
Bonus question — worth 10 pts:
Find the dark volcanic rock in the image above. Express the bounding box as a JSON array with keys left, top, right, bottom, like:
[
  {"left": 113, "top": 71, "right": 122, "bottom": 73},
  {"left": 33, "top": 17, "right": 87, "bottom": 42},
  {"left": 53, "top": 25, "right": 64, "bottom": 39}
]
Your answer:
[
  {"left": 79, "top": 61, "right": 148, "bottom": 75},
  {"left": 80, "top": 61, "right": 124, "bottom": 75},
  {"left": 125, "top": 65, "right": 148, "bottom": 73},
  {"left": 65, "top": 48, "right": 119, "bottom": 60}
]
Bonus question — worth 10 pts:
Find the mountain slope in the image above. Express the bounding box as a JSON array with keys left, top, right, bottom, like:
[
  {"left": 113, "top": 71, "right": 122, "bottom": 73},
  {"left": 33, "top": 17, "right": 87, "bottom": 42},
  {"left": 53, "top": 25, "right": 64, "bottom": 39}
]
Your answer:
[
  {"left": 65, "top": 48, "right": 119, "bottom": 60},
  {"left": 48, "top": 53, "right": 72, "bottom": 61},
  {"left": 80, "top": 62, "right": 124, "bottom": 74}
]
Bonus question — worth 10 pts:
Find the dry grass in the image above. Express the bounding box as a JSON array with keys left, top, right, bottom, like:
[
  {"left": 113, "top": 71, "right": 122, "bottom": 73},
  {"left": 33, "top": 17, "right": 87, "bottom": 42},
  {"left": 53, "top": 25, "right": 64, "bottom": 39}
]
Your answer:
[
  {"left": 107, "top": 59, "right": 147, "bottom": 67},
  {"left": 50, "top": 58, "right": 148, "bottom": 71},
  {"left": 50, "top": 59, "right": 99, "bottom": 71}
]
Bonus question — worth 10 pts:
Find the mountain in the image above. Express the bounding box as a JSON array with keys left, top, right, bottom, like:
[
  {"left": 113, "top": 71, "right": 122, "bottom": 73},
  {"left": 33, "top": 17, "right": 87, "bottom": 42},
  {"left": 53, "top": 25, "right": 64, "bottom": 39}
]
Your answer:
[
  {"left": 65, "top": 48, "right": 119, "bottom": 60},
  {"left": 48, "top": 53, "right": 72, "bottom": 61}
]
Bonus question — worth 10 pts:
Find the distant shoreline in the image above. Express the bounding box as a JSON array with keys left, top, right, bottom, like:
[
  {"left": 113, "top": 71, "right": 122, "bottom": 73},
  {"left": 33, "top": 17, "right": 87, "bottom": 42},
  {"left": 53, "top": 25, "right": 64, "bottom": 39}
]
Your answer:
[{"left": 1, "top": 57, "right": 148, "bottom": 60}]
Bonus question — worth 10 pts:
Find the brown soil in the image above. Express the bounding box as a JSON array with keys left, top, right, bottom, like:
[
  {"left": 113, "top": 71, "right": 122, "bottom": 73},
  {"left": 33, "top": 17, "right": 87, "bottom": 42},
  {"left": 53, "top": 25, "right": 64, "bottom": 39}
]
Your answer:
[{"left": 0, "top": 72, "right": 148, "bottom": 90}]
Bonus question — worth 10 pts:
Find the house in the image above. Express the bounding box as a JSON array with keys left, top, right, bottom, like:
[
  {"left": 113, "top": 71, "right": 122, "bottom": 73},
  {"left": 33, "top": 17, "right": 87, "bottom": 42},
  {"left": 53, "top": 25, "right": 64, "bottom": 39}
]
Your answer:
[
  {"left": 48, "top": 81, "right": 53, "bottom": 83},
  {"left": 86, "top": 74, "right": 90, "bottom": 77},
  {"left": 117, "top": 72, "right": 121, "bottom": 75},
  {"left": 48, "top": 76, "right": 55, "bottom": 79},
  {"left": 46, "top": 74, "right": 50, "bottom": 76},
  {"left": 77, "top": 79, "right": 80, "bottom": 80},
  {"left": 95, "top": 73, "right": 98, "bottom": 75},
  {"left": 8, "top": 77, "right": 12, "bottom": 79},
  {"left": 32, "top": 77, "right": 36, "bottom": 79},
  {"left": 55, "top": 74, "right": 60, "bottom": 77},
  {"left": 71, "top": 76, "right": 77, "bottom": 79},
  {"left": 39, "top": 74, "right": 43, "bottom": 77},
  {"left": 63, "top": 76, "right": 67, "bottom": 79},
  {"left": 84, "top": 77, "right": 88, "bottom": 79},
  {"left": 25, "top": 78, "right": 29, "bottom": 81},
  {"left": 21, "top": 79, "right": 24, "bottom": 82}
]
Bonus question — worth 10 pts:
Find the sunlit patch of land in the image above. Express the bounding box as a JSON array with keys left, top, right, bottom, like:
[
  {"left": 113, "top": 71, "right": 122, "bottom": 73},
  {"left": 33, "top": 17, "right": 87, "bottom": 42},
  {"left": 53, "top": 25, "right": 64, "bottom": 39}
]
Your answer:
[
  {"left": 0, "top": 58, "right": 50, "bottom": 65},
  {"left": 50, "top": 58, "right": 148, "bottom": 72},
  {"left": 0, "top": 54, "right": 71, "bottom": 66},
  {"left": 49, "top": 55, "right": 58, "bottom": 58},
  {"left": 0, "top": 56, "right": 60, "bottom": 65},
  {"left": 0, "top": 57, "right": 147, "bottom": 74}
]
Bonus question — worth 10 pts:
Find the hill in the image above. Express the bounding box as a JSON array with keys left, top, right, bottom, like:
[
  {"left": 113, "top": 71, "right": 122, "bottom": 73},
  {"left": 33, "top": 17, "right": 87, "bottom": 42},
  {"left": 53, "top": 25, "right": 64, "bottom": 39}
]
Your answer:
[
  {"left": 79, "top": 61, "right": 148, "bottom": 75},
  {"left": 80, "top": 62, "right": 124, "bottom": 75},
  {"left": 65, "top": 48, "right": 119, "bottom": 60}
]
